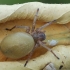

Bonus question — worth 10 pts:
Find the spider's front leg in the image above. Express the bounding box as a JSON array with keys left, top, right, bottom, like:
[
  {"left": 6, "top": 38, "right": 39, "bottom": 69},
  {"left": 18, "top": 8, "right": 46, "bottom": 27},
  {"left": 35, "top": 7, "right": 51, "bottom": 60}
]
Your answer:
[
  {"left": 31, "top": 8, "right": 39, "bottom": 32},
  {"left": 37, "top": 20, "right": 56, "bottom": 31},
  {"left": 38, "top": 40, "right": 60, "bottom": 59},
  {"left": 5, "top": 26, "right": 30, "bottom": 33}
]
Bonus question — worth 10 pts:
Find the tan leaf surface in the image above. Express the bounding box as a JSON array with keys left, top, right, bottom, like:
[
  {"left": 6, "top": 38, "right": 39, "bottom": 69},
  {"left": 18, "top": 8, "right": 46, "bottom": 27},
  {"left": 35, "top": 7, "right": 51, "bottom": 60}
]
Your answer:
[{"left": 0, "top": 2, "right": 70, "bottom": 70}]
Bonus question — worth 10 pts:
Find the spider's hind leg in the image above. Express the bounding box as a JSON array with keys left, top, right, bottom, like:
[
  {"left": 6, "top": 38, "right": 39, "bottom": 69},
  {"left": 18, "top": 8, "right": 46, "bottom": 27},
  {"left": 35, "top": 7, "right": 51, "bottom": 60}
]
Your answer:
[
  {"left": 5, "top": 26, "right": 30, "bottom": 33},
  {"left": 24, "top": 44, "right": 39, "bottom": 67},
  {"left": 5, "top": 26, "right": 16, "bottom": 31}
]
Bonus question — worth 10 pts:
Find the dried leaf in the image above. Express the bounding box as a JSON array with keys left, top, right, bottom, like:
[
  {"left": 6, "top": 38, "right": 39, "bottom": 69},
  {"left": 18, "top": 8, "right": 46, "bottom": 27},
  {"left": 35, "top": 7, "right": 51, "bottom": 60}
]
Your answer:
[
  {"left": 0, "top": 2, "right": 70, "bottom": 24},
  {"left": 0, "top": 2, "right": 70, "bottom": 70},
  {"left": 0, "top": 62, "right": 32, "bottom": 70},
  {"left": 56, "top": 11, "right": 70, "bottom": 24},
  {"left": 43, "top": 63, "right": 56, "bottom": 70}
]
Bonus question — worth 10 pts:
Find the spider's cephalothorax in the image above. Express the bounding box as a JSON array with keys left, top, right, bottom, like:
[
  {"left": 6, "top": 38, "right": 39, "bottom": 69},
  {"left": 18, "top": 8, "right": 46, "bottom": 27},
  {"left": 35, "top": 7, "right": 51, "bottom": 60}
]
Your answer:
[
  {"left": 32, "top": 31, "right": 46, "bottom": 43},
  {"left": 5, "top": 8, "right": 59, "bottom": 67}
]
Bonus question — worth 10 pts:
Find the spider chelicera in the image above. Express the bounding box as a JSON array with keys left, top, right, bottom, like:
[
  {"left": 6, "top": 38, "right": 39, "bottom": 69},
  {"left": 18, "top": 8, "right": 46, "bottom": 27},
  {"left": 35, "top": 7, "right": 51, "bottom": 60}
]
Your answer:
[{"left": 6, "top": 8, "right": 59, "bottom": 67}]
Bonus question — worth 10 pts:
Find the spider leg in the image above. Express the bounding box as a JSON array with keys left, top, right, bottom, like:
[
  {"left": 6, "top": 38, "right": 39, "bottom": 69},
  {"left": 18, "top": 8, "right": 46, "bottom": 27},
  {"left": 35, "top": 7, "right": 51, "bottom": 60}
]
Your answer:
[
  {"left": 38, "top": 40, "right": 59, "bottom": 59},
  {"left": 5, "top": 26, "right": 30, "bottom": 33},
  {"left": 31, "top": 8, "right": 39, "bottom": 32},
  {"left": 24, "top": 44, "right": 39, "bottom": 67},
  {"left": 5, "top": 26, "right": 16, "bottom": 31},
  {"left": 37, "top": 20, "right": 56, "bottom": 31}
]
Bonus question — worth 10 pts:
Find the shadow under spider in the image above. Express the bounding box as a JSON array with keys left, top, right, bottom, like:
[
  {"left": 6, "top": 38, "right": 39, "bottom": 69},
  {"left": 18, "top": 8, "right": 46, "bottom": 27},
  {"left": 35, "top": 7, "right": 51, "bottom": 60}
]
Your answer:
[{"left": 5, "top": 8, "right": 60, "bottom": 67}]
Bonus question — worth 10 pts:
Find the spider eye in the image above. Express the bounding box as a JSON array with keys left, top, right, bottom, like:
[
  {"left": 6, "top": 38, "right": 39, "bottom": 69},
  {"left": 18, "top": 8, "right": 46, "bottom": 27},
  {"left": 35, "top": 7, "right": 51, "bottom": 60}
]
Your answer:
[{"left": 38, "top": 33, "right": 46, "bottom": 41}]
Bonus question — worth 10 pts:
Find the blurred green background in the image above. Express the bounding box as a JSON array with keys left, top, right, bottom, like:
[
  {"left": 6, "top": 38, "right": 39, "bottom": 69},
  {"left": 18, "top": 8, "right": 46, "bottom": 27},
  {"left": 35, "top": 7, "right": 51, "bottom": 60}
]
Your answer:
[{"left": 0, "top": 0, "right": 70, "bottom": 5}]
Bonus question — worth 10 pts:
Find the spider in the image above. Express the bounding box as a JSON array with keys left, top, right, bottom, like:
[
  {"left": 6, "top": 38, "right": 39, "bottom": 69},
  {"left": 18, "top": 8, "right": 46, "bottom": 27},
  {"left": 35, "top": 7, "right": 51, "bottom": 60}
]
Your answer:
[{"left": 5, "top": 8, "right": 59, "bottom": 67}]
